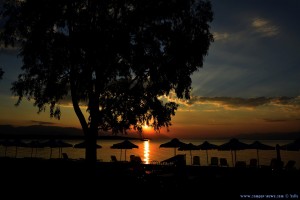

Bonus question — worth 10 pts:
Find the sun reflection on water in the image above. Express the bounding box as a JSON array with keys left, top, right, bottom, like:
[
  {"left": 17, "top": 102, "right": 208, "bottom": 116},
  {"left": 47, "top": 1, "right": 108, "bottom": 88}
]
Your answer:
[{"left": 143, "top": 140, "right": 150, "bottom": 164}]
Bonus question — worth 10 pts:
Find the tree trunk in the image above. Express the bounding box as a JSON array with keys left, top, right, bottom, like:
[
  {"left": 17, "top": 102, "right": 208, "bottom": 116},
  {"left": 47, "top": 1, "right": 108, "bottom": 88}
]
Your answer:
[
  {"left": 85, "top": 126, "right": 98, "bottom": 163},
  {"left": 85, "top": 92, "right": 99, "bottom": 163}
]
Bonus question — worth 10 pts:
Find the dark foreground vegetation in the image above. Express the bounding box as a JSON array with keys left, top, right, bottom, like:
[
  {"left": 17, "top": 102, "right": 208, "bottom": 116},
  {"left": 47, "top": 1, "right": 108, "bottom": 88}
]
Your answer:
[{"left": 0, "top": 157, "right": 299, "bottom": 199}]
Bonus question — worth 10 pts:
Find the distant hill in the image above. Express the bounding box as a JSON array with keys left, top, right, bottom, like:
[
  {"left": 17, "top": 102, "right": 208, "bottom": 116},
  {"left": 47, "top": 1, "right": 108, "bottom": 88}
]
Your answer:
[
  {"left": 0, "top": 124, "right": 141, "bottom": 140},
  {"left": 233, "top": 132, "right": 300, "bottom": 140},
  {"left": 2, "top": 124, "right": 298, "bottom": 140},
  {"left": 0, "top": 124, "right": 83, "bottom": 139}
]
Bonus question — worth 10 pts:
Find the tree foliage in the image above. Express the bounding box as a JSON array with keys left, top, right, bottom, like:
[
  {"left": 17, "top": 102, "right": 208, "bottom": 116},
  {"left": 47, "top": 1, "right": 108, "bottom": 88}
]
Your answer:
[{"left": 0, "top": 0, "right": 213, "bottom": 161}]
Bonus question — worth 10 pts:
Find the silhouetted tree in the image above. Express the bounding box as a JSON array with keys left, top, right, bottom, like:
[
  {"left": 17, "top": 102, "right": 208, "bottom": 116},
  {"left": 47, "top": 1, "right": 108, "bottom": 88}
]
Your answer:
[{"left": 0, "top": 0, "right": 213, "bottom": 162}]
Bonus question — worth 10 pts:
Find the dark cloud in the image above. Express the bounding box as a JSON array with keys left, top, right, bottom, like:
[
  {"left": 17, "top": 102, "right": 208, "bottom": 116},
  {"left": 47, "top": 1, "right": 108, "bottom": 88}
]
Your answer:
[
  {"left": 184, "top": 96, "right": 300, "bottom": 108},
  {"left": 263, "top": 118, "right": 300, "bottom": 123},
  {"left": 251, "top": 18, "right": 279, "bottom": 37}
]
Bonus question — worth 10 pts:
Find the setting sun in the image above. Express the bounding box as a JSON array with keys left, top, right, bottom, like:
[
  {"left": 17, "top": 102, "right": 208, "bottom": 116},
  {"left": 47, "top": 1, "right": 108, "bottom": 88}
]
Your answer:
[{"left": 142, "top": 124, "right": 151, "bottom": 131}]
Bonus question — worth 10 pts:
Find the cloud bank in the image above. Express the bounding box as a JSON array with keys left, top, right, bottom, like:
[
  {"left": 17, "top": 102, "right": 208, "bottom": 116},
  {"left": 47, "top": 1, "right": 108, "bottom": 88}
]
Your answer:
[{"left": 164, "top": 94, "right": 300, "bottom": 110}]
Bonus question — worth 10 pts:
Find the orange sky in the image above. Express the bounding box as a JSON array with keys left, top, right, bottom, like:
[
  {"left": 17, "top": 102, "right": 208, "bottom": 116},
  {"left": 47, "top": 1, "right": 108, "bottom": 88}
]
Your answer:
[
  {"left": 1, "top": 94, "right": 299, "bottom": 139},
  {"left": 1, "top": 1, "right": 300, "bottom": 139}
]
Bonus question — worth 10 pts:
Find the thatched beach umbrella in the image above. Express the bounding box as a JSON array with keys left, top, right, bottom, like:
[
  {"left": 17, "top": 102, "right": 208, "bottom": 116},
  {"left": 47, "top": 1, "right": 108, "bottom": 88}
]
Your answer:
[
  {"left": 111, "top": 139, "right": 139, "bottom": 161},
  {"left": 56, "top": 140, "right": 73, "bottom": 158},
  {"left": 73, "top": 140, "right": 102, "bottom": 159},
  {"left": 73, "top": 141, "right": 102, "bottom": 149},
  {"left": 0, "top": 139, "right": 28, "bottom": 158},
  {"left": 178, "top": 143, "right": 199, "bottom": 165},
  {"left": 248, "top": 141, "right": 274, "bottom": 167},
  {"left": 27, "top": 140, "right": 45, "bottom": 158},
  {"left": 13, "top": 139, "right": 28, "bottom": 158},
  {"left": 198, "top": 141, "right": 219, "bottom": 165},
  {"left": 0, "top": 140, "right": 14, "bottom": 157},
  {"left": 43, "top": 139, "right": 73, "bottom": 158},
  {"left": 218, "top": 138, "right": 249, "bottom": 167},
  {"left": 159, "top": 138, "right": 186, "bottom": 156}
]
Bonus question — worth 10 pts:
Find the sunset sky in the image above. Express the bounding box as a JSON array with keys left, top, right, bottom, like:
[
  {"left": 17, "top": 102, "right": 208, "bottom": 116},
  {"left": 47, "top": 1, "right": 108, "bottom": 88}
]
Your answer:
[{"left": 1, "top": 0, "right": 300, "bottom": 139}]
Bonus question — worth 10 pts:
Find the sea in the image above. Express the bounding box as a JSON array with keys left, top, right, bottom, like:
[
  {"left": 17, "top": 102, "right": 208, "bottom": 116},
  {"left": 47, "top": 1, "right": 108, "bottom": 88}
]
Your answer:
[{"left": 1, "top": 139, "right": 299, "bottom": 169}]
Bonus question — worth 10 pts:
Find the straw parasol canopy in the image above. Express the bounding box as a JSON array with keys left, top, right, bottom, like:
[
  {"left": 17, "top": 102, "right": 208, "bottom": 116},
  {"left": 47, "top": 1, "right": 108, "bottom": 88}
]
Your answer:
[
  {"left": 0, "top": 139, "right": 28, "bottom": 157},
  {"left": 111, "top": 139, "right": 139, "bottom": 161},
  {"left": 159, "top": 138, "right": 186, "bottom": 156},
  {"left": 198, "top": 141, "right": 219, "bottom": 165},
  {"left": 73, "top": 141, "right": 102, "bottom": 149},
  {"left": 178, "top": 143, "right": 199, "bottom": 165},
  {"left": 248, "top": 141, "right": 274, "bottom": 167},
  {"left": 13, "top": 139, "right": 28, "bottom": 158},
  {"left": 0, "top": 140, "right": 14, "bottom": 157},
  {"left": 42, "top": 139, "right": 73, "bottom": 158},
  {"left": 218, "top": 138, "right": 249, "bottom": 167},
  {"left": 27, "top": 140, "right": 45, "bottom": 158}
]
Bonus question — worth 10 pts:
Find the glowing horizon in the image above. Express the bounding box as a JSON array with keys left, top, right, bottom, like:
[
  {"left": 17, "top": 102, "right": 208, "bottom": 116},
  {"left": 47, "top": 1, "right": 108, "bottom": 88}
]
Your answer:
[{"left": 1, "top": 0, "right": 300, "bottom": 139}]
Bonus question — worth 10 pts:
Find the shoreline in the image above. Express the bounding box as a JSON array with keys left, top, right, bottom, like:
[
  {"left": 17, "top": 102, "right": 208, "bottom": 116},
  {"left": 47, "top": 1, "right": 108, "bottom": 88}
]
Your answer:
[{"left": 0, "top": 157, "right": 299, "bottom": 199}]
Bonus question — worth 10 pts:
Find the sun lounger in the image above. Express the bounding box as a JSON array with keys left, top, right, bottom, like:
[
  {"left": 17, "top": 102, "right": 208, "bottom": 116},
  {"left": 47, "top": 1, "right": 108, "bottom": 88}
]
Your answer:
[
  {"left": 111, "top": 155, "right": 118, "bottom": 162},
  {"left": 161, "top": 154, "right": 186, "bottom": 166},
  {"left": 192, "top": 156, "right": 200, "bottom": 165},
  {"left": 285, "top": 160, "right": 296, "bottom": 171},
  {"left": 62, "top": 153, "right": 69, "bottom": 160},
  {"left": 249, "top": 158, "right": 258, "bottom": 168},
  {"left": 210, "top": 157, "right": 218, "bottom": 166},
  {"left": 220, "top": 158, "right": 229, "bottom": 167},
  {"left": 130, "top": 155, "right": 143, "bottom": 164}
]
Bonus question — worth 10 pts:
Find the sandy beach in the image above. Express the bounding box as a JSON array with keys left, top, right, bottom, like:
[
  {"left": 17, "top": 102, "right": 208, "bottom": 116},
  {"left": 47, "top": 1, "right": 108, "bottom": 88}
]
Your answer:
[{"left": 0, "top": 157, "right": 299, "bottom": 199}]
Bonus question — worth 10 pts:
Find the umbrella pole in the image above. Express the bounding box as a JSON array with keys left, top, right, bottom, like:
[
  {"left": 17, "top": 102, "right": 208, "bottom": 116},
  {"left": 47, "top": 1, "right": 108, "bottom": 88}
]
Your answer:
[
  {"left": 190, "top": 150, "right": 192, "bottom": 165},
  {"left": 257, "top": 149, "right": 260, "bottom": 167},
  {"left": 276, "top": 144, "right": 281, "bottom": 162},
  {"left": 206, "top": 150, "right": 209, "bottom": 166},
  {"left": 125, "top": 149, "right": 127, "bottom": 161},
  {"left": 15, "top": 146, "right": 18, "bottom": 158},
  {"left": 231, "top": 150, "right": 234, "bottom": 167},
  {"left": 234, "top": 150, "right": 237, "bottom": 166},
  {"left": 120, "top": 149, "right": 122, "bottom": 161}
]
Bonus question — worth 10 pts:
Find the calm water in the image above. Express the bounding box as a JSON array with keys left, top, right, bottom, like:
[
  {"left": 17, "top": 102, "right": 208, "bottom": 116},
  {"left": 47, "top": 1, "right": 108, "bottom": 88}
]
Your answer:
[{"left": 1, "top": 139, "right": 299, "bottom": 168}]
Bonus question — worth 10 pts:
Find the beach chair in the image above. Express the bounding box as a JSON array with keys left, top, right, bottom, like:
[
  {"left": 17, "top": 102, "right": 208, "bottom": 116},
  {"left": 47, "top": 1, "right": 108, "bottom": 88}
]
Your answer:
[
  {"left": 130, "top": 155, "right": 135, "bottom": 162},
  {"left": 220, "top": 158, "right": 229, "bottom": 167},
  {"left": 150, "top": 160, "right": 159, "bottom": 165},
  {"left": 62, "top": 153, "right": 69, "bottom": 160},
  {"left": 161, "top": 154, "right": 186, "bottom": 166},
  {"left": 249, "top": 158, "right": 258, "bottom": 168},
  {"left": 210, "top": 157, "right": 219, "bottom": 166},
  {"left": 128, "top": 155, "right": 145, "bottom": 176},
  {"left": 135, "top": 156, "right": 143, "bottom": 164},
  {"left": 130, "top": 155, "right": 143, "bottom": 164},
  {"left": 285, "top": 160, "right": 296, "bottom": 171},
  {"left": 111, "top": 155, "right": 118, "bottom": 162},
  {"left": 192, "top": 156, "right": 200, "bottom": 165}
]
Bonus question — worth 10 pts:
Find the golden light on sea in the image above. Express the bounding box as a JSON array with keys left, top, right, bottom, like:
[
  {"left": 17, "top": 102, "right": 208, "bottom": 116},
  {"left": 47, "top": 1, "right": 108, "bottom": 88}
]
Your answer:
[{"left": 143, "top": 140, "right": 150, "bottom": 164}]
